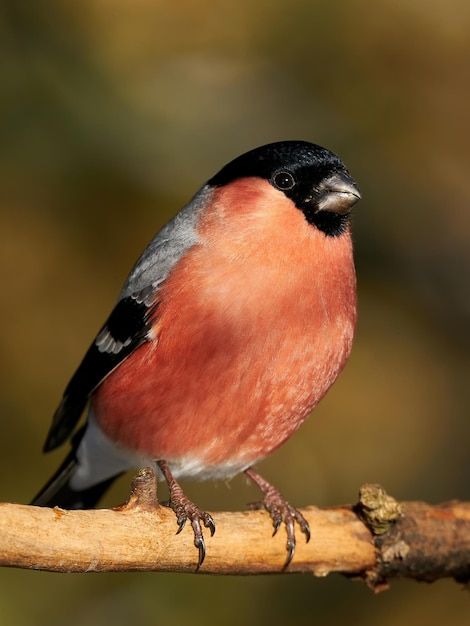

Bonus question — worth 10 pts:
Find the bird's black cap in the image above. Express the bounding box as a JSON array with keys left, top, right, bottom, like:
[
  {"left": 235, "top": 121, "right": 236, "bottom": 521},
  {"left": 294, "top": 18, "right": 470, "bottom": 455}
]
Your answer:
[{"left": 208, "top": 141, "right": 360, "bottom": 237}]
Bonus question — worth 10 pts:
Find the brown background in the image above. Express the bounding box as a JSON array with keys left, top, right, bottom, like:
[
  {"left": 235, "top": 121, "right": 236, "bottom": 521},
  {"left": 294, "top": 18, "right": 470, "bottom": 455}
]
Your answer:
[{"left": 0, "top": 1, "right": 469, "bottom": 624}]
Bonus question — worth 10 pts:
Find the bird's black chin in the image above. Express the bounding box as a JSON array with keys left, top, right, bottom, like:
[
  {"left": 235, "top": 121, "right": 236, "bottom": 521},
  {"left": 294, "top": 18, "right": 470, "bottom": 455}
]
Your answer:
[{"left": 302, "top": 208, "right": 350, "bottom": 237}]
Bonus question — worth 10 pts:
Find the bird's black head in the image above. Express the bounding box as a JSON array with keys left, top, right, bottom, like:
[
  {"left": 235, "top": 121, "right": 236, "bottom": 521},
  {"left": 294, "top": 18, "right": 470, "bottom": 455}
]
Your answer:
[{"left": 208, "top": 141, "right": 361, "bottom": 237}]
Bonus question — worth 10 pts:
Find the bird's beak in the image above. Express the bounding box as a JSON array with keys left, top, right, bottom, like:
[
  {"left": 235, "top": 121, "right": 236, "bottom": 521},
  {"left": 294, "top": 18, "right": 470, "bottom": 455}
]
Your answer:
[{"left": 315, "top": 173, "right": 361, "bottom": 215}]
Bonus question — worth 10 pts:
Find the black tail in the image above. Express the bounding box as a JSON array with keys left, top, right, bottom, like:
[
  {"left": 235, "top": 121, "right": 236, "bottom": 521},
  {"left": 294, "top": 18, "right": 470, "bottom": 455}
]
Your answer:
[{"left": 31, "top": 428, "right": 120, "bottom": 509}]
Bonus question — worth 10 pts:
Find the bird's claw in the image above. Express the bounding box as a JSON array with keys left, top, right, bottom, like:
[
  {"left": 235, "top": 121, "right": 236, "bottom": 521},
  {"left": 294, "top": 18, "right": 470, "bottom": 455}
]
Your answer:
[
  {"left": 272, "top": 515, "right": 282, "bottom": 537},
  {"left": 245, "top": 469, "right": 310, "bottom": 568},
  {"left": 175, "top": 515, "right": 186, "bottom": 534},
  {"left": 158, "top": 461, "right": 216, "bottom": 569},
  {"left": 191, "top": 512, "right": 215, "bottom": 568},
  {"left": 266, "top": 499, "right": 310, "bottom": 569},
  {"left": 166, "top": 494, "right": 215, "bottom": 568}
]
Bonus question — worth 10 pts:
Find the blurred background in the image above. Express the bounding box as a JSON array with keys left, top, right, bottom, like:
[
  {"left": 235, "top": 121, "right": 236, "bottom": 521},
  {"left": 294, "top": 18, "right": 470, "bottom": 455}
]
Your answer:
[{"left": 1, "top": 0, "right": 469, "bottom": 624}]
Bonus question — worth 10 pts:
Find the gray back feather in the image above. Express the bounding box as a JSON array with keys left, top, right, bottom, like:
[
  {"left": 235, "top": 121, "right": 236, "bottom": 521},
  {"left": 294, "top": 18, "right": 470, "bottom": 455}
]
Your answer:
[{"left": 120, "top": 185, "right": 212, "bottom": 301}]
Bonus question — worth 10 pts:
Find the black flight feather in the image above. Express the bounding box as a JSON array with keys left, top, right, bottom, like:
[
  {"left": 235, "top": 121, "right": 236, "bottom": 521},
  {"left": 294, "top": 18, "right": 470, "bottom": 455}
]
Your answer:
[{"left": 43, "top": 293, "right": 154, "bottom": 452}]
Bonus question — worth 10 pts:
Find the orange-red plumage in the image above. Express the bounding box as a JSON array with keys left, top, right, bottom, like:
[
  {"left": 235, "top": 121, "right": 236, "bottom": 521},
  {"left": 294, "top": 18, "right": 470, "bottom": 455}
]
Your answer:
[
  {"left": 93, "top": 179, "right": 356, "bottom": 475},
  {"left": 32, "top": 141, "right": 361, "bottom": 567}
]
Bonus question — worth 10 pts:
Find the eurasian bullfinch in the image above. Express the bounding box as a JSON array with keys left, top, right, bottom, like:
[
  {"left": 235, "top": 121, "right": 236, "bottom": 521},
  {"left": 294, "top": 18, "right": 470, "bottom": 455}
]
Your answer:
[{"left": 32, "top": 140, "right": 361, "bottom": 567}]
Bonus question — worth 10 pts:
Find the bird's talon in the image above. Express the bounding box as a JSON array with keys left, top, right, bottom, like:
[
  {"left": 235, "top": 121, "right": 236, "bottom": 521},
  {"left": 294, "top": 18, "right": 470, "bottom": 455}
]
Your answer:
[
  {"left": 176, "top": 517, "right": 186, "bottom": 534},
  {"left": 204, "top": 515, "right": 216, "bottom": 536},
  {"left": 272, "top": 517, "right": 282, "bottom": 536},
  {"left": 284, "top": 539, "right": 296, "bottom": 569},
  {"left": 157, "top": 460, "right": 215, "bottom": 567},
  {"left": 244, "top": 468, "right": 312, "bottom": 566},
  {"left": 293, "top": 509, "right": 311, "bottom": 543},
  {"left": 195, "top": 536, "right": 206, "bottom": 569},
  {"left": 302, "top": 521, "right": 311, "bottom": 543}
]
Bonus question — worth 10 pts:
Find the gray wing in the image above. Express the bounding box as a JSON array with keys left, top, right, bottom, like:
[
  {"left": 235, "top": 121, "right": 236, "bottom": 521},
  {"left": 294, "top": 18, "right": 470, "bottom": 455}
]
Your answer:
[{"left": 121, "top": 187, "right": 210, "bottom": 297}]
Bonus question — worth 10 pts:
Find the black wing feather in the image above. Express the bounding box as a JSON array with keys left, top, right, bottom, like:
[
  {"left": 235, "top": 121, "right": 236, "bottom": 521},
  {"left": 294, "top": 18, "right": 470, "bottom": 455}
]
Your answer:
[{"left": 43, "top": 294, "right": 154, "bottom": 452}]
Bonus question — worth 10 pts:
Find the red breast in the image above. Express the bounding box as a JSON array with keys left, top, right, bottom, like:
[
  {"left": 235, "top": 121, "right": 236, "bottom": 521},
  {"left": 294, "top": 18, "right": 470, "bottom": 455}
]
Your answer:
[{"left": 91, "top": 178, "right": 356, "bottom": 478}]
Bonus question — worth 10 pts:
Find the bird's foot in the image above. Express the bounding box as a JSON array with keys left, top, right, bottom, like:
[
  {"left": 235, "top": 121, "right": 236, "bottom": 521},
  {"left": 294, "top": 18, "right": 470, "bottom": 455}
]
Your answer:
[
  {"left": 245, "top": 467, "right": 310, "bottom": 568},
  {"left": 157, "top": 460, "right": 215, "bottom": 569}
]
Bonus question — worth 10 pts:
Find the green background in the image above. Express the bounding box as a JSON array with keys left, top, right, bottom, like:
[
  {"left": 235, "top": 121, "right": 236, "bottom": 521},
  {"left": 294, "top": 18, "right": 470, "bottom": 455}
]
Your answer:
[{"left": 1, "top": 1, "right": 469, "bottom": 624}]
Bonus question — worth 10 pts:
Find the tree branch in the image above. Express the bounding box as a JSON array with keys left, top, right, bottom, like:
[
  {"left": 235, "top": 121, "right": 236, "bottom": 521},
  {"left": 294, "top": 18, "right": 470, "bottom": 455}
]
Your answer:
[{"left": 1, "top": 468, "right": 469, "bottom": 590}]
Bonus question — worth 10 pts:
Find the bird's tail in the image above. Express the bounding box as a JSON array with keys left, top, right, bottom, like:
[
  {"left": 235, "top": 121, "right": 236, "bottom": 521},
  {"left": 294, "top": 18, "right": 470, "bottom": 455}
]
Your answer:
[{"left": 30, "top": 428, "right": 120, "bottom": 510}]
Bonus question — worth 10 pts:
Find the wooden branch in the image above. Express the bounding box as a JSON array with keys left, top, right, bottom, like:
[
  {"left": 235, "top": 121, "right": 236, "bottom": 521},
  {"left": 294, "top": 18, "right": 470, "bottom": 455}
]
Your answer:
[{"left": 1, "top": 469, "right": 469, "bottom": 590}]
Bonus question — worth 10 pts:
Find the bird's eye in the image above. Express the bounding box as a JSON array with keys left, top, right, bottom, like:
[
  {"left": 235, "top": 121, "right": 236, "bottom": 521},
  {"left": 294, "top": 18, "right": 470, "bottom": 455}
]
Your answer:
[{"left": 272, "top": 171, "right": 295, "bottom": 191}]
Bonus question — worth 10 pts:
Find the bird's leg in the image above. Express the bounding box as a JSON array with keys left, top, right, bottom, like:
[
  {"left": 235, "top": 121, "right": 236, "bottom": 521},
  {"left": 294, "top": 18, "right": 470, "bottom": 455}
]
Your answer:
[
  {"left": 157, "top": 460, "right": 215, "bottom": 568},
  {"left": 244, "top": 467, "right": 310, "bottom": 568}
]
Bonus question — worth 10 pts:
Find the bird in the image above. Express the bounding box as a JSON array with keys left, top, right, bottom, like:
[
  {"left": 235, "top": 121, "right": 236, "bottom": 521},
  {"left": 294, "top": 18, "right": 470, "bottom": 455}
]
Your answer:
[{"left": 31, "top": 140, "right": 360, "bottom": 568}]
